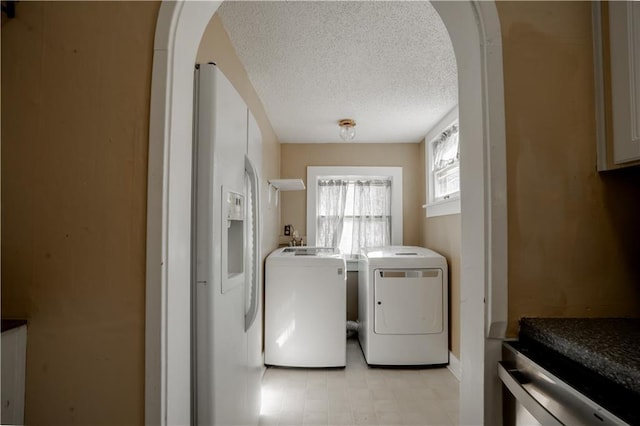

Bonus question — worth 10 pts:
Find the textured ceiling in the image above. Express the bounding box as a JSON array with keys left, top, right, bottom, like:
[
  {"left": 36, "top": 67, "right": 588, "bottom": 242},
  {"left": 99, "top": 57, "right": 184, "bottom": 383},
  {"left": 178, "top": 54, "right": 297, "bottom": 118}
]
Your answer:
[{"left": 217, "top": 1, "right": 457, "bottom": 144}]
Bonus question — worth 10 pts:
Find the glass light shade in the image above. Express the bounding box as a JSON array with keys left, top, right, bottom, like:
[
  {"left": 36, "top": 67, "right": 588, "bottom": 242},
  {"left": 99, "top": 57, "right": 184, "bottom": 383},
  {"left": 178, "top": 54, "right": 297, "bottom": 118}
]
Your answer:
[{"left": 339, "top": 124, "right": 356, "bottom": 141}]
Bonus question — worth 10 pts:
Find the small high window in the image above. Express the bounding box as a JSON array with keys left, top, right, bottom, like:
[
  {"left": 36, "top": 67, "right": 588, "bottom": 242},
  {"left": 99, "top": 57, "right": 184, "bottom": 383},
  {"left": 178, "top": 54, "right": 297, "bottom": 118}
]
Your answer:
[{"left": 426, "top": 109, "right": 460, "bottom": 217}]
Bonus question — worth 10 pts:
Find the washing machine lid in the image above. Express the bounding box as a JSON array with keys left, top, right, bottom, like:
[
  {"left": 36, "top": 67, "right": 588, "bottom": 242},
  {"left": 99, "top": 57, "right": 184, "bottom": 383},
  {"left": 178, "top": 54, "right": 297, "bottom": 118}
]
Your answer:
[
  {"left": 267, "top": 247, "right": 346, "bottom": 264},
  {"left": 281, "top": 247, "right": 341, "bottom": 257}
]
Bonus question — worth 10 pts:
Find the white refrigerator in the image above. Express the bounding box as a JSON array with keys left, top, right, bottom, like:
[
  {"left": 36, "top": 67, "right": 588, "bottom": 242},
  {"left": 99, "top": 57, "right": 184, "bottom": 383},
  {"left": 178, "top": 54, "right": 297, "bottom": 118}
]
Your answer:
[{"left": 192, "top": 63, "right": 263, "bottom": 426}]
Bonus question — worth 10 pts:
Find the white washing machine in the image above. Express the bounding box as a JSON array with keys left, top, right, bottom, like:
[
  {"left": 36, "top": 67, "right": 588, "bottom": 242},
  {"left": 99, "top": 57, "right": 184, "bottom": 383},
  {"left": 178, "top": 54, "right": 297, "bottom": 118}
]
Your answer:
[
  {"left": 265, "top": 247, "right": 346, "bottom": 367},
  {"left": 358, "top": 246, "right": 448, "bottom": 366}
]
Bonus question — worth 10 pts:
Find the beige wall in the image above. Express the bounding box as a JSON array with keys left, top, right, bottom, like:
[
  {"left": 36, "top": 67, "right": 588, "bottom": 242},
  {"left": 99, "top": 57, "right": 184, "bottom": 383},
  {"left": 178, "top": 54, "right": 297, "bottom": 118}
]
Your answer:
[
  {"left": 422, "top": 0, "right": 640, "bottom": 356},
  {"left": 497, "top": 1, "right": 640, "bottom": 335},
  {"left": 4, "top": 2, "right": 640, "bottom": 424},
  {"left": 2, "top": 6, "right": 282, "bottom": 425},
  {"left": 280, "top": 143, "right": 424, "bottom": 246},
  {"left": 423, "top": 215, "right": 460, "bottom": 357},
  {"left": 1, "top": 2, "right": 159, "bottom": 424},
  {"left": 421, "top": 139, "right": 461, "bottom": 358},
  {"left": 197, "top": 14, "right": 281, "bottom": 256}
]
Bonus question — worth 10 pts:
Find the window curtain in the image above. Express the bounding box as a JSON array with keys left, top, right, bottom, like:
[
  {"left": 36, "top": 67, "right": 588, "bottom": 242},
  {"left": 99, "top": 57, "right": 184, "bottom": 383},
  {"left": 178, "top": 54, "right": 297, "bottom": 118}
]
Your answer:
[
  {"left": 431, "top": 123, "right": 460, "bottom": 199},
  {"left": 432, "top": 123, "right": 459, "bottom": 172},
  {"left": 316, "top": 179, "right": 348, "bottom": 248},
  {"left": 351, "top": 179, "right": 391, "bottom": 255}
]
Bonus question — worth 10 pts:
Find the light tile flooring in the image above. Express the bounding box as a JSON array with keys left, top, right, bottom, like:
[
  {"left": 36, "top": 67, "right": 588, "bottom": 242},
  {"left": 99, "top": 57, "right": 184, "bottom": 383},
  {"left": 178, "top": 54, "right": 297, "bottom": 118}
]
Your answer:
[{"left": 259, "top": 338, "right": 459, "bottom": 426}]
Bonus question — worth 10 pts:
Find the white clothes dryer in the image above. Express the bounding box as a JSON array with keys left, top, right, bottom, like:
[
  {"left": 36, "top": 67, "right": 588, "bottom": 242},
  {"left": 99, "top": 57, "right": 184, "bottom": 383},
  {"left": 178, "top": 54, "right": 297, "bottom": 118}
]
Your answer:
[
  {"left": 265, "top": 247, "right": 346, "bottom": 367},
  {"left": 358, "top": 246, "right": 448, "bottom": 366}
]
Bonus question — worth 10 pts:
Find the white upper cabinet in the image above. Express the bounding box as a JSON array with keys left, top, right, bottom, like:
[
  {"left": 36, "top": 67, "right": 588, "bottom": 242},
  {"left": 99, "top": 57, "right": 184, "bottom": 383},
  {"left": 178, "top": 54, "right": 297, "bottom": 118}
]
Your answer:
[
  {"left": 595, "top": 2, "right": 640, "bottom": 170},
  {"left": 610, "top": 2, "right": 640, "bottom": 165}
]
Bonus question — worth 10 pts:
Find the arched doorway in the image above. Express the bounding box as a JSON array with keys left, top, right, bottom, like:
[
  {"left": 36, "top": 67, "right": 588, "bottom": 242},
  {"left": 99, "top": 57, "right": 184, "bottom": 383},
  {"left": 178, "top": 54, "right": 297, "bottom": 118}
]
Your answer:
[{"left": 145, "top": 1, "right": 507, "bottom": 425}]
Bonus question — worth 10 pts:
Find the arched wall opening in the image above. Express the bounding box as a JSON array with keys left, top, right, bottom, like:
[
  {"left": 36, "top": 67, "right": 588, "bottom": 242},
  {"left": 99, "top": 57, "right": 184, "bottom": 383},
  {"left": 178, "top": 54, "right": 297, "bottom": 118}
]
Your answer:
[{"left": 145, "top": 1, "right": 507, "bottom": 425}]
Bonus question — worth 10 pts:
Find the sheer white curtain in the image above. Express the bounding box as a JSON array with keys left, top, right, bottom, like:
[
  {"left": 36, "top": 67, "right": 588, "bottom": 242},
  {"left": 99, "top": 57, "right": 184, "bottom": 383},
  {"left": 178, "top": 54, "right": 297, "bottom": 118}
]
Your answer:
[
  {"left": 350, "top": 179, "right": 391, "bottom": 255},
  {"left": 432, "top": 123, "right": 460, "bottom": 200},
  {"left": 316, "top": 179, "right": 348, "bottom": 248},
  {"left": 432, "top": 123, "right": 459, "bottom": 171}
]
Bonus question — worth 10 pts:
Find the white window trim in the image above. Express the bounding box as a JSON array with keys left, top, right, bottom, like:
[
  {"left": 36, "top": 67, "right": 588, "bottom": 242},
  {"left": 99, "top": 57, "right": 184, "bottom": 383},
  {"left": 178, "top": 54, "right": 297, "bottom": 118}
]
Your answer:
[
  {"left": 426, "top": 198, "right": 461, "bottom": 217},
  {"left": 425, "top": 106, "right": 460, "bottom": 217},
  {"left": 306, "top": 166, "right": 403, "bottom": 250}
]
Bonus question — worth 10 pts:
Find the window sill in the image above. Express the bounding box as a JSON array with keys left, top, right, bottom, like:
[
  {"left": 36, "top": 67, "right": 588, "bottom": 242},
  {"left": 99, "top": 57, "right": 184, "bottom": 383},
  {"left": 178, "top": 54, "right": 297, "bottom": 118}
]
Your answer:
[{"left": 425, "top": 197, "right": 460, "bottom": 218}]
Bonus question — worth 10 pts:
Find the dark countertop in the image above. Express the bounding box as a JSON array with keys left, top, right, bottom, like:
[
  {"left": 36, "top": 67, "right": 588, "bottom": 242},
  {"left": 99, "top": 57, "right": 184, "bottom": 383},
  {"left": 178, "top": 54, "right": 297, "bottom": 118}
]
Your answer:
[
  {"left": 1, "top": 319, "right": 27, "bottom": 333},
  {"left": 519, "top": 317, "right": 640, "bottom": 395}
]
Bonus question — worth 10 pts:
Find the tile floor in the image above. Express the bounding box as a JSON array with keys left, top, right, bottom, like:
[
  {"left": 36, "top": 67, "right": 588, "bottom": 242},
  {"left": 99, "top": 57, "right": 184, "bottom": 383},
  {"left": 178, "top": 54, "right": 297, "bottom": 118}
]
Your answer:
[{"left": 259, "top": 338, "right": 459, "bottom": 425}]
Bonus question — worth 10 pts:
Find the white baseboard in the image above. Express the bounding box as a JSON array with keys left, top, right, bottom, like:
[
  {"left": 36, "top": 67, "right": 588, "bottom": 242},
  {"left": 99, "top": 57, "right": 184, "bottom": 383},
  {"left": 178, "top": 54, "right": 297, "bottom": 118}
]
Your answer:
[{"left": 447, "top": 351, "right": 461, "bottom": 381}]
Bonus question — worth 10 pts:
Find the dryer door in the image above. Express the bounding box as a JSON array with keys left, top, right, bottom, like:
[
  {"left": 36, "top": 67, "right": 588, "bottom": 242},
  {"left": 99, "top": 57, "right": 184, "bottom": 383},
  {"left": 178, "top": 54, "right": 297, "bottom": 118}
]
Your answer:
[{"left": 373, "top": 269, "right": 443, "bottom": 335}]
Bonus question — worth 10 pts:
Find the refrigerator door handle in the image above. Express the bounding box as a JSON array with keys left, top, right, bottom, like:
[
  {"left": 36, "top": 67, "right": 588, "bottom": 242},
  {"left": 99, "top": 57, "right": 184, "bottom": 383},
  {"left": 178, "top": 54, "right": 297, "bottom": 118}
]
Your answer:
[{"left": 244, "top": 155, "right": 260, "bottom": 332}]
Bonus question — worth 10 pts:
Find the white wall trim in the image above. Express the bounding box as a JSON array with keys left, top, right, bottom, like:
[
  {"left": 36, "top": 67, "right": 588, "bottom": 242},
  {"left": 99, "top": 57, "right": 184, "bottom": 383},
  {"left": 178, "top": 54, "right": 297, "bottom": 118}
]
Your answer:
[
  {"left": 425, "top": 197, "right": 460, "bottom": 218},
  {"left": 474, "top": 2, "right": 509, "bottom": 424},
  {"left": 431, "top": 2, "right": 507, "bottom": 424},
  {"left": 447, "top": 351, "right": 462, "bottom": 382},
  {"left": 147, "top": 1, "right": 507, "bottom": 425},
  {"left": 146, "top": 2, "right": 223, "bottom": 425}
]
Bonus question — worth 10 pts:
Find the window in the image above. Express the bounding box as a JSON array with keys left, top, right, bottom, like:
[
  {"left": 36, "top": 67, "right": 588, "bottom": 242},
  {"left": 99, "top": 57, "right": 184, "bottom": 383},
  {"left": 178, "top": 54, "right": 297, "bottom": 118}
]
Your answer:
[
  {"left": 432, "top": 123, "right": 459, "bottom": 200},
  {"left": 307, "top": 167, "right": 402, "bottom": 256},
  {"left": 426, "top": 108, "right": 460, "bottom": 217},
  {"left": 330, "top": 178, "right": 391, "bottom": 255}
]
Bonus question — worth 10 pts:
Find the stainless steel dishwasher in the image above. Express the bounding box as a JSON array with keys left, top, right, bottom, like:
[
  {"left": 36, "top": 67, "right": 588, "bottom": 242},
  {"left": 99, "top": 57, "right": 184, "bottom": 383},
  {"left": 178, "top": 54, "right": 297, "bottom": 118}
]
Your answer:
[{"left": 500, "top": 342, "right": 633, "bottom": 425}]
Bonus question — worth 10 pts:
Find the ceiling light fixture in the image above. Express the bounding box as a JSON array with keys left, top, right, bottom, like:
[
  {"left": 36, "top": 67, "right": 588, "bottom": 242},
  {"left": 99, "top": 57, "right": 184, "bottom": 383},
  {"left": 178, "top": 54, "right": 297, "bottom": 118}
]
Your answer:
[{"left": 338, "top": 119, "right": 356, "bottom": 141}]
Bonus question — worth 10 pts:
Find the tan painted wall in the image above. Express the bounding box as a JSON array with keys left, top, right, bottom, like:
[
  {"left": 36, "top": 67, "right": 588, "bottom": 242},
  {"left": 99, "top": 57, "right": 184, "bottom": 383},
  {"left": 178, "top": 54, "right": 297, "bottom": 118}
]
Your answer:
[
  {"left": 497, "top": 1, "right": 640, "bottom": 335},
  {"left": 420, "top": 141, "right": 461, "bottom": 358},
  {"left": 197, "top": 14, "right": 281, "bottom": 257},
  {"left": 423, "top": 215, "right": 460, "bottom": 357},
  {"left": 1, "top": 2, "right": 159, "bottom": 424},
  {"left": 4, "top": 3, "right": 640, "bottom": 424},
  {"left": 280, "top": 143, "right": 424, "bottom": 246}
]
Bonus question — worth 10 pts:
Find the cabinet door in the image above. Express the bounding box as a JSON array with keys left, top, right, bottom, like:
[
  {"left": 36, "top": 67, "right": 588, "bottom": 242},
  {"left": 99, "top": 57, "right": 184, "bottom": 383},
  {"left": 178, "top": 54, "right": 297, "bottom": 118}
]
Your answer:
[
  {"left": 1, "top": 326, "right": 26, "bottom": 425},
  {"left": 373, "top": 269, "right": 443, "bottom": 335},
  {"left": 609, "top": 2, "right": 640, "bottom": 164}
]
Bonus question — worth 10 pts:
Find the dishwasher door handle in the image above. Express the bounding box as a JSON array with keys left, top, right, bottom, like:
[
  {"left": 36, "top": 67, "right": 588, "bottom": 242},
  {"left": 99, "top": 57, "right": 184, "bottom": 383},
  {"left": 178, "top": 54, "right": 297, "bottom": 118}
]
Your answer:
[{"left": 498, "top": 362, "right": 563, "bottom": 426}]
